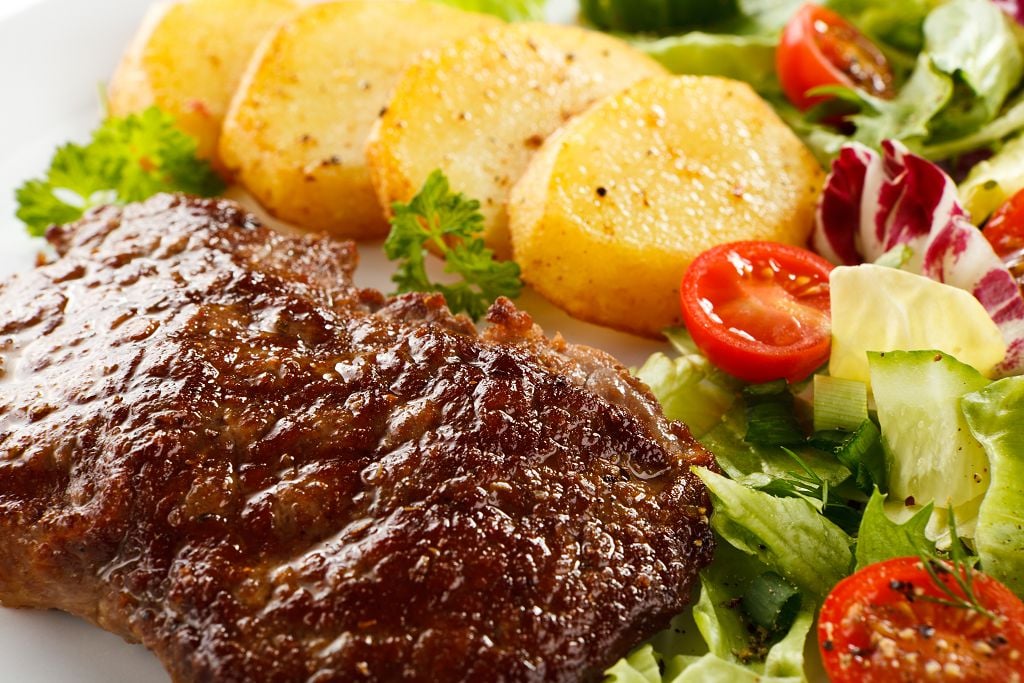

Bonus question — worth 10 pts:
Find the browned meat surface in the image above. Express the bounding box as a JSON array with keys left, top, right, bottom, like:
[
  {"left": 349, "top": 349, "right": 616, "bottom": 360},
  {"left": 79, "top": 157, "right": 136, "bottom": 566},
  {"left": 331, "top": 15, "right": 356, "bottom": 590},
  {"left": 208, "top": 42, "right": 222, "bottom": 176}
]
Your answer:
[{"left": 0, "top": 195, "right": 714, "bottom": 683}]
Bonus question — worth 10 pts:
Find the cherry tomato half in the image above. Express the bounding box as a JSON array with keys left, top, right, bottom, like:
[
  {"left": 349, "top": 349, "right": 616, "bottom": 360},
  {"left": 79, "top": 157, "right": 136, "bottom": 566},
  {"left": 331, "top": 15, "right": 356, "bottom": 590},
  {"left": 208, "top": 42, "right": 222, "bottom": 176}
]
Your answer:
[
  {"left": 984, "top": 187, "right": 1024, "bottom": 258},
  {"left": 777, "top": 4, "right": 895, "bottom": 111},
  {"left": 679, "top": 241, "right": 834, "bottom": 384},
  {"left": 819, "top": 557, "right": 1024, "bottom": 683}
]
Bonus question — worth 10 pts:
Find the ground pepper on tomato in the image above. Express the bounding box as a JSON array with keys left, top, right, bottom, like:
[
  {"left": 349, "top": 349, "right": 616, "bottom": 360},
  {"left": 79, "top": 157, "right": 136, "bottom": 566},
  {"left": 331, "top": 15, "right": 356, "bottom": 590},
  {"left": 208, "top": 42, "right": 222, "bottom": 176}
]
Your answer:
[{"left": 818, "top": 557, "right": 1024, "bottom": 682}]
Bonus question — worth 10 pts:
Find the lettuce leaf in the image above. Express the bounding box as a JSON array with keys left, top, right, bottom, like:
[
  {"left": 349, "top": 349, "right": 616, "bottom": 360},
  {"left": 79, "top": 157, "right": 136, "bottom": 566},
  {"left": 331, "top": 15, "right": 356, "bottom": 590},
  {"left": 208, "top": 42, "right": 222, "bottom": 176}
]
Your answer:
[
  {"left": 605, "top": 541, "right": 815, "bottom": 683},
  {"left": 699, "top": 406, "right": 851, "bottom": 490},
  {"left": 854, "top": 489, "right": 935, "bottom": 570},
  {"left": 633, "top": 330, "right": 740, "bottom": 438},
  {"left": 634, "top": 33, "right": 779, "bottom": 95},
  {"left": 695, "top": 468, "right": 853, "bottom": 597},
  {"left": 930, "top": 0, "right": 1023, "bottom": 103},
  {"left": 823, "top": 0, "right": 941, "bottom": 54},
  {"left": 962, "top": 377, "right": 1024, "bottom": 597}
]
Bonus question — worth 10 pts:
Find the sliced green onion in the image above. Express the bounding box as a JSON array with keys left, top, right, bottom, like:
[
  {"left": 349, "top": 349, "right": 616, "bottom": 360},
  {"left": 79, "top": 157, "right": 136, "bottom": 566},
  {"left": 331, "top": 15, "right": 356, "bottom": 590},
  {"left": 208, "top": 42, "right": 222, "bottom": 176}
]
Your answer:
[
  {"left": 743, "top": 381, "right": 805, "bottom": 447},
  {"left": 813, "top": 374, "right": 868, "bottom": 433},
  {"left": 742, "top": 572, "right": 801, "bottom": 634},
  {"left": 812, "top": 420, "right": 887, "bottom": 494}
]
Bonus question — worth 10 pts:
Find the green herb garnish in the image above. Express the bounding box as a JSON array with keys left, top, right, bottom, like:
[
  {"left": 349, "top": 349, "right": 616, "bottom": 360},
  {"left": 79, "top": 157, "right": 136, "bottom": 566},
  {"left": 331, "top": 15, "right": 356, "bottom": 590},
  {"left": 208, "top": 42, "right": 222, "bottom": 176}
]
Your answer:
[
  {"left": 384, "top": 169, "right": 523, "bottom": 321},
  {"left": 15, "top": 106, "right": 224, "bottom": 236},
  {"left": 913, "top": 509, "right": 997, "bottom": 620}
]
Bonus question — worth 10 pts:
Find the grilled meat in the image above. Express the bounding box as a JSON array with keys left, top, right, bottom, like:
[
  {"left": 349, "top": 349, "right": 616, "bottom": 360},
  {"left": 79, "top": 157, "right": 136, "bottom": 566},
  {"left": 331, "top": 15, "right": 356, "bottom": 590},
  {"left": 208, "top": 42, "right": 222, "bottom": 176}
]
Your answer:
[{"left": 0, "top": 195, "right": 714, "bottom": 682}]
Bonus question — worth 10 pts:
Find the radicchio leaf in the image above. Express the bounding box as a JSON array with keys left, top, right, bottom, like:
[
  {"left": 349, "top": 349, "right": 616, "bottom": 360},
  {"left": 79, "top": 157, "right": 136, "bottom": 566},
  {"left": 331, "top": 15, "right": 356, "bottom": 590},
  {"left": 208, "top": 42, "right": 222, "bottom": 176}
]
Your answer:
[
  {"left": 993, "top": 0, "right": 1024, "bottom": 25},
  {"left": 813, "top": 140, "right": 1024, "bottom": 375}
]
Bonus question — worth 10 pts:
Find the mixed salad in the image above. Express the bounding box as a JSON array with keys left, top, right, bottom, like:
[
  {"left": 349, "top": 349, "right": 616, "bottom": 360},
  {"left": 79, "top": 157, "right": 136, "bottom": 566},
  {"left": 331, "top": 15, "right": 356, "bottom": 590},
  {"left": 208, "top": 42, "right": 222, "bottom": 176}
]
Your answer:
[
  {"left": 13, "top": 0, "right": 1024, "bottom": 681},
  {"left": 585, "top": 0, "right": 1024, "bottom": 680}
]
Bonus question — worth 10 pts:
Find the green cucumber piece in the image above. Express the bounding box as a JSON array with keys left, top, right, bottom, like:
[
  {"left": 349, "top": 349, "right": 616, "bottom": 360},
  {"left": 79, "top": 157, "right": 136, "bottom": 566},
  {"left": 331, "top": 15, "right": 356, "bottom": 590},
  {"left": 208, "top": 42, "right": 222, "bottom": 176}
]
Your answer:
[{"left": 869, "top": 351, "right": 991, "bottom": 520}]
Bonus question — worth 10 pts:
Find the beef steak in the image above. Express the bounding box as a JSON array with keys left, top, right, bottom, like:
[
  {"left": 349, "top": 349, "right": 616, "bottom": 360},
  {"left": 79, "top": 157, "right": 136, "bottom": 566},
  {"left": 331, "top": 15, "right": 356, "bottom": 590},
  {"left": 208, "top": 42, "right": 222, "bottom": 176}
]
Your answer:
[{"left": 0, "top": 195, "right": 714, "bottom": 682}]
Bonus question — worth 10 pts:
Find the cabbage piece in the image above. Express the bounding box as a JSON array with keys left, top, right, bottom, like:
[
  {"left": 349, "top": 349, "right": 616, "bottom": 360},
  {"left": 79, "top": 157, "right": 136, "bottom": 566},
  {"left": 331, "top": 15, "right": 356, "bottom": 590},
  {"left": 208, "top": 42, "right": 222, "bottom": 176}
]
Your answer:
[
  {"left": 813, "top": 140, "right": 1024, "bottom": 375},
  {"left": 962, "top": 377, "right": 1024, "bottom": 597}
]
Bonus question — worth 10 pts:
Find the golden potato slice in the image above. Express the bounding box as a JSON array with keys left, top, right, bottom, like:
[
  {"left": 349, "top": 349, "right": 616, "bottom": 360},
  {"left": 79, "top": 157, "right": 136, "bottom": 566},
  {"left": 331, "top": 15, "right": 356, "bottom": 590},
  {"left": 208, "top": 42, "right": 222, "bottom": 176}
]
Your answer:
[
  {"left": 509, "top": 75, "right": 825, "bottom": 338},
  {"left": 366, "top": 23, "right": 668, "bottom": 258},
  {"left": 218, "top": 1, "right": 501, "bottom": 240},
  {"left": 108, "top": 0, "right": 298, "bottom": 161}
]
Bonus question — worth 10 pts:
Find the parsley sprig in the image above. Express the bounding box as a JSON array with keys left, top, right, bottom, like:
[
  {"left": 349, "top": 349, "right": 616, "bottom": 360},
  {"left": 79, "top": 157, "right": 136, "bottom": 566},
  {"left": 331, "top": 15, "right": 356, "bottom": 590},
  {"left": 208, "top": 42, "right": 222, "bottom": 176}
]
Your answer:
[
  {"left": 384, "top": 170, "right": 523, "bottom": 320},
  {"left": 15, "top": 106, "right": 224, "bottom": 236}
]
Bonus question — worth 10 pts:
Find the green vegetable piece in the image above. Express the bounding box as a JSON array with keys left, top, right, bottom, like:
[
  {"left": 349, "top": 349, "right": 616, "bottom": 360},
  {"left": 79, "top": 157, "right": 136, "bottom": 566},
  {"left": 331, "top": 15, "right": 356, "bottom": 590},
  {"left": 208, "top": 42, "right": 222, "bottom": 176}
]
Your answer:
[
  {"left": 813, "top": 374, "right": 868, "bottom": 433},
  {"left": 742, "top": 381, "right": 805, "bottom": 447},
  {"left": 869, "top": 350, "right": 991, "bottom": 533},
  {"left": 580, "top": 0, "right": 739, "bottom": 33},
  {"left": 742, "top": 572, "right": 801, "bottom": 634},
  {"left": 666, "top": 654, "right": 801, "bottom": 683},
  {"left": 959, "top": 133, "right": 1024, "bottom": 223},
  {"left": 873, "top": 244, "right": 914, "bottom": 269},
  {"left": 384, "top": 169, "right": 523, "bottom": 321},
  {"left": 855, "top": 488, "right": 934, "bottom": 570},
  {"left": 924, "top": 0, "right": 1023, "bottom": 130},
  {"left": 634, "top": 32, "right": 778, "bottom": 95},
  {"left": 15, "top": 106, "right": 224, "bottom": 236},
  {"left": 700, "top": 406, "right": 851, "bottom": 491},
  {"left": 604, "top": 644, "right": 661, "bottom": 683},
  {"left": 962, "top": 377, "right": 1024, "bottom": 597},
  {"left": 812, "top": 420, "right": 886, "bottom": 495},
  {"left": 634, "top": 332, "right": 739, "bottom": 438},
  {"left": 428, "top": 0, "right": 547, "bottom": 21},
  {"left": 695, "top": 467, "right": 853, "bottom": 597}
]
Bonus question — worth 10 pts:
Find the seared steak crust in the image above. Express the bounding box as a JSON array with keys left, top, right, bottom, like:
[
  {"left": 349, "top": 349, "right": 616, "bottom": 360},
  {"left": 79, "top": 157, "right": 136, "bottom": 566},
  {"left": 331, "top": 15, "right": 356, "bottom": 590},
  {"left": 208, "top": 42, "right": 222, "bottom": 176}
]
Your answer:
[{"left": 0, "top": 195, "right": 714, "bottom": 682}]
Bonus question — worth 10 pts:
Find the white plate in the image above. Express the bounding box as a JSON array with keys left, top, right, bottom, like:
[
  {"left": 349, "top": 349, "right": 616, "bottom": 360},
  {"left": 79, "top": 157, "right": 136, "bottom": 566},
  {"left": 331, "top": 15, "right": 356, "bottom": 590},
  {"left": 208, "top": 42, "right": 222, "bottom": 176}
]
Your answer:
[{"left": 0, "top": 1, "right": 668, "bottom": 680}]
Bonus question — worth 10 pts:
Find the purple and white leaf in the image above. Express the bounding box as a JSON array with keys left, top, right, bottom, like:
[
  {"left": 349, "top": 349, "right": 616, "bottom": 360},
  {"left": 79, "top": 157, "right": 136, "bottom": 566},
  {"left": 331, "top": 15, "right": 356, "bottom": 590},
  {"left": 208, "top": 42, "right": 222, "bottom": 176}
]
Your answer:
[{"left": 813, "top": 140, "right": 1024, "bottom": 375}]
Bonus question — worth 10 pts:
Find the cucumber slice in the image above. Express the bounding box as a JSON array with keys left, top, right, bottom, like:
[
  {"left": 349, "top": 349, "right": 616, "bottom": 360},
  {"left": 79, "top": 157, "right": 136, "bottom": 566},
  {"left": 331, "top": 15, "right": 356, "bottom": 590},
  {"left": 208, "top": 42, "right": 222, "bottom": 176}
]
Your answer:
[{"left": 869, "top": 351, "right": 991, "bottom": 534}]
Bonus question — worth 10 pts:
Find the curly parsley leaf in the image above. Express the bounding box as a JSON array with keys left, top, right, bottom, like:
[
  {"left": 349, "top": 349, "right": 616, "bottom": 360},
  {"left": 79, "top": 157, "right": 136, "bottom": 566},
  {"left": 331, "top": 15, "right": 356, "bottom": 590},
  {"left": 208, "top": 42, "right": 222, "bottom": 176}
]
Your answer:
[
  {"left": 15, "top": 106, "right": 224, "bottom": 236},
  {"left": 384, "top": 170, "right": 523, "bottom": 321}
]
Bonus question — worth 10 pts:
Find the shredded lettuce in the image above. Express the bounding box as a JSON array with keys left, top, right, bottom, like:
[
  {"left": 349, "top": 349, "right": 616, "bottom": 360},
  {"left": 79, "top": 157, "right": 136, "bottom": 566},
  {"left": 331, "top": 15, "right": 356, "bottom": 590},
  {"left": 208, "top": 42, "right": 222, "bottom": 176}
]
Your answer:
[{"left": 962, "top": 377, "right": 1024, "bottom": 597}]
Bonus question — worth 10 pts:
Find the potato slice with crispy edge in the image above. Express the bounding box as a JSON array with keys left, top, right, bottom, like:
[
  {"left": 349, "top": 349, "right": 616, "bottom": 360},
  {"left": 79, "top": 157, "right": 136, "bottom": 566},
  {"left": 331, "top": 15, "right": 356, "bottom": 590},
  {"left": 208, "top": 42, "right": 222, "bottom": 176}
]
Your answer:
[
  {"left": 509, "top": 75, "right": 825, "bottom": 338},
  {"left": 108, "top": 0, "right": 299, "bottom": 163},
  {"left": 365, "top": 23, "right": 668, "bottom": 259},
  {"left": 218, "top": 1, "right": 501, "bottom": 240}
]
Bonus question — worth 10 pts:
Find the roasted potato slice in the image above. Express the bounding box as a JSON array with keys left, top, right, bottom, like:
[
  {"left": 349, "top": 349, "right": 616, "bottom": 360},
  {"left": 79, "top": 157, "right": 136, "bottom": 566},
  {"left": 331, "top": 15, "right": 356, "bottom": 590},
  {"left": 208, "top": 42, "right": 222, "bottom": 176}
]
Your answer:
[
  {"left": 108, "top": 0, "right": 299, "bottom": 161},
  {"left": 509, "top": 75, "right": 825, "bottom": 338},
  {"left": 366, "top": 23, "right": 668, "bottom": 258},
  {"left": 218, "top": 1, "right": 501, "bottom": 239}
]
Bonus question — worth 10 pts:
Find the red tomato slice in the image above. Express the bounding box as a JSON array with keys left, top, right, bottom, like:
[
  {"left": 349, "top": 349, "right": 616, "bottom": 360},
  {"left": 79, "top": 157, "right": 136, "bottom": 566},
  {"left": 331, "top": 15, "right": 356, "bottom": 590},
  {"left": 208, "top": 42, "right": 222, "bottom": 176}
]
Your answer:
[
  {"left": 819, "top": 557, "right": 1024, "bottom": 683},
  {"left": 777, "top": 4, "right": 895, "bottom": 111},
  {"left": 679, "top": 241, "right": 834, "bottom": 383},
  {"left": 985, "top": 188, "right": 1024, "bottom": 258}
]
